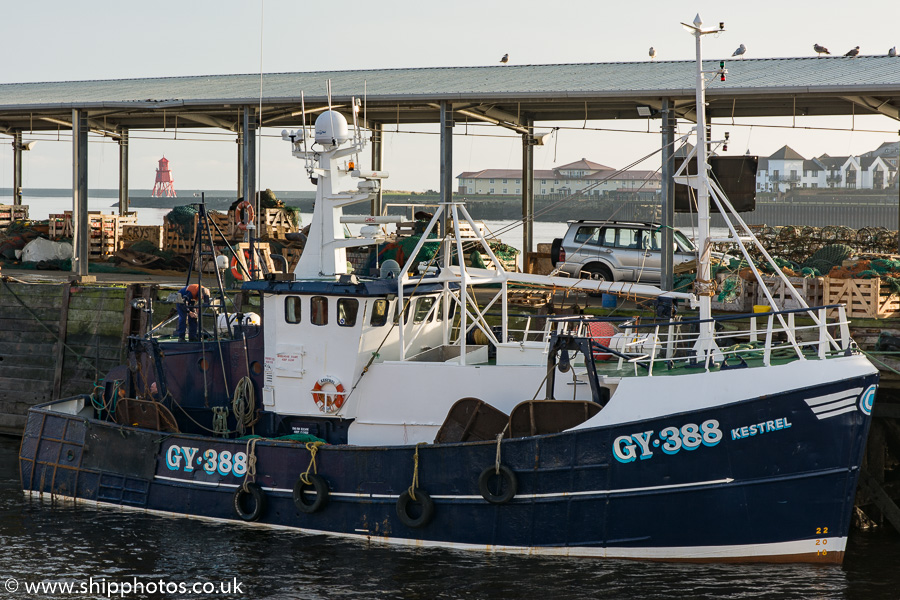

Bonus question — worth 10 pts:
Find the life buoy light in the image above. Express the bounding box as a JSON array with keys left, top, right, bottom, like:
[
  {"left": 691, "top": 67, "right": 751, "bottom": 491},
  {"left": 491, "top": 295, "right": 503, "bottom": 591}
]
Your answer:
[
  {"left": 235, "top": 200, "right": 255, "bottom": 231},
  {"left": 312, "top": 375, "right": 346, "bottom": 413}
]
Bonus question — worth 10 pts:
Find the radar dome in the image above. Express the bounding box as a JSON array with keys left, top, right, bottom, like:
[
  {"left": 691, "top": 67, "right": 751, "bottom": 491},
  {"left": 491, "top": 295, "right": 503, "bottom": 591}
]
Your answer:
[{"left": 315, "top": 111, "right": 350, "bottom": 147}]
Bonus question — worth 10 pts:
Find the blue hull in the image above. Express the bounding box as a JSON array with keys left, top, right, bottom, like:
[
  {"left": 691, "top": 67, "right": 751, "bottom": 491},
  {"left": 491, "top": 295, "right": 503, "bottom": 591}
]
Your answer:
[{"left": 19, "top": 373, "right": 877, "bottom": 563}]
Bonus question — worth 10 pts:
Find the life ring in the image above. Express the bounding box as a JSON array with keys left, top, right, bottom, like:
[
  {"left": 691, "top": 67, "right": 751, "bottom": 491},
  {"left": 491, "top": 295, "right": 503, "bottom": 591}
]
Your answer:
[
  {"left": 478, "top": 465, "right": 517, "bottom": 505},
  {"left": 396, "top": 488, "right": 434, "bottom": 528},
  {"left": 587, "top": 320, "right": 617, "bottom": 360},
  {"left": 312, "top": 375, "right": 346, "bottom": 414},
  {"left": 293, "top": 474, "right": 329, "bottom": 514},
  {"left": 232, "top": 483, "right": 266, "bottom": 521},
  {"left": 229, "top": 249, "right": 252, "bottom": 281},
  {"left": 235, "top": 200, "right": 255, "bottom": 231}
]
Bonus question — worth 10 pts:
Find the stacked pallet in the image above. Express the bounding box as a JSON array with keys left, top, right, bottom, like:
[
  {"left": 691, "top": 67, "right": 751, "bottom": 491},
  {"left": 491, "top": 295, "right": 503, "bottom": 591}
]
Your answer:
[
  {"left": 226, "top": 207, "right": 298, "bottom": 240},
  {"left": 825, "top": 278, "right": 900, "bottom": 319},
  {"left": 0, "top": 204, "right": 29, "bottom": 228},
  {"left": 48, "top": 211, "right": 137, "bottom": 259},
  {"left": 121, "top": 225, "right": 165, "bottom": 251}
]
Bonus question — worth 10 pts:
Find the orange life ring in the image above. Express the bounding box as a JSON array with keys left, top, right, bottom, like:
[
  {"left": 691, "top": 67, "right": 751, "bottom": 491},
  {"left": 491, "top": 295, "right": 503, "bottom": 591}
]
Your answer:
[
  {"left": 235, "top": 200, "right": 255, "bottom": 231},
  {"left": 229, "top": 249, "right": 252, "bottom": 281},
  {"left": 587, "top": 321, "right": 617, "bottom": 360},
  {"left": 312, "top": 376, "right": 346, "bottom": 413}
]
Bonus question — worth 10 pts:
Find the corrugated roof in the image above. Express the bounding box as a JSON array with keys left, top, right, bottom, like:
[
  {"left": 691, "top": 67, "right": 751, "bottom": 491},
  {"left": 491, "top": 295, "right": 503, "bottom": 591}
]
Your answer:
[{"left": 0, "top": 56, "right": 898, "bottom": 132}]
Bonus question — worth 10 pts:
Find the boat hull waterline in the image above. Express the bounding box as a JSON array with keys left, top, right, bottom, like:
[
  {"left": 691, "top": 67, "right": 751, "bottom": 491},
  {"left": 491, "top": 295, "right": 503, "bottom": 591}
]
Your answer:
[{"left": 19, "top": 364, "right": 877, "bottom": 564}]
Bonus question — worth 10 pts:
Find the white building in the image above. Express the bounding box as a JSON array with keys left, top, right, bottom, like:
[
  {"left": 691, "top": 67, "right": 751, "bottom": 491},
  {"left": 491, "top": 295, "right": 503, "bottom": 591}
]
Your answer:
[
  {"left": 457, "top": 158, "right": 661, "bottom": 197},
  {"left": 755, "top": 145, "right": 895, "bottom": 192}
]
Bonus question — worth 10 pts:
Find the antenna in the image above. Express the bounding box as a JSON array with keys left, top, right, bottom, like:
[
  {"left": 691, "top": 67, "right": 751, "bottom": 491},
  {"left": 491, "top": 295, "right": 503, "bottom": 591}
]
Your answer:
[
  {"left": 326, "top": 79, "right": 337, "bottom": 148},
  {"left": 300, "top": 90, "right": 312, "bottom": 177}
]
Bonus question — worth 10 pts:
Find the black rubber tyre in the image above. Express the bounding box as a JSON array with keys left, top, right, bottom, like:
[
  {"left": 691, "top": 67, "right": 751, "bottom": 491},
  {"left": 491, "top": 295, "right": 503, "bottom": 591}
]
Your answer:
[
  {"left": 396, "top": 488, "right": 434, "bottom": 528},
  {"left": 233, "top": 483, "right": 266, "bottom": 522},
  {"left": 293, "top": 474, "right": 329, "bottom": 514},
  {"left": 582, "top": 264, "right": 613, "bottom": 297},
  {"left": 478, "top": 465, "right": 518, "bottom": 504},
  {"left": 550, "top": 238, "right": 563, "bottom": 267}
]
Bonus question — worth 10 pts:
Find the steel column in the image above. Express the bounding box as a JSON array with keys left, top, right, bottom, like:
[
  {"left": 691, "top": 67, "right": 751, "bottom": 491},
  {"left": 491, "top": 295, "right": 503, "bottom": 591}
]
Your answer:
[
  {"left": 661, "top": 99, "right": 676, "bottom": 291},
  {"left": 242, "top": 107, "right": 257, "bottom": 221},
  {"left": 117, "top": 128, "right": 129, "bottom": 216},
  {"left": 12, "top": 131, "right": 23, "bottom": 206},
  {"left": 371, "top": 122, "right": 384, "bottom": 216},
  {"left": 236, "top": 126, "right": 244, "bottom": 203},
  {"left": 440, "top": 101, "right": 453, "bottom": 235},
  {"left": 72, "top": 109, "right": 89, "bottom": 278},
  {"left": 522, "top": 119, "right": 535, "bottom": 257}
]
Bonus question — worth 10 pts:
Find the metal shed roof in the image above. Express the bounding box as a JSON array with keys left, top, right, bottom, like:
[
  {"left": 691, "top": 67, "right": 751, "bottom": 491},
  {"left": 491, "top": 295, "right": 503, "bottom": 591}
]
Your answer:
[{"left": 1, "top": 56, "right": 898, "bottom": 134}]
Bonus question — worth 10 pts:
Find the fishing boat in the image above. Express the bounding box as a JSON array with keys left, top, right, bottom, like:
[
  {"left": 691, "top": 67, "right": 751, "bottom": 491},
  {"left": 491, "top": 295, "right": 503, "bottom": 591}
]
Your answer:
[{"left": 19, "top": 17, "right": 878, "bottom": 563}]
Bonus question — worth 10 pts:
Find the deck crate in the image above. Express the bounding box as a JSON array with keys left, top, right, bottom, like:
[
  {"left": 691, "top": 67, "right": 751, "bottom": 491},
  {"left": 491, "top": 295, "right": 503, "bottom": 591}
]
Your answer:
[
  {"left": 756, "top": 275, "right": 824, "bottom": 310},
  {"left": 824, "top": 277, "right": 900, "bottom": 319},
  {"left": 0, "top": 204, "right": 28, "bottom": 227}
]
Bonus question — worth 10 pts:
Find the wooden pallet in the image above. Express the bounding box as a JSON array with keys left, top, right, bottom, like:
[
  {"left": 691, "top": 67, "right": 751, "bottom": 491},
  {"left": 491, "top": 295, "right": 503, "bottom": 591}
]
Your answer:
[
  {"left": 825, "top": 277, "right": 900, "bottom": 319},
  {"left": 757, "top": 275, "right": 824, "bottom": 310},
  {"left": 121, "top": 225, "right": 165, "bottom": 250},
  {"left": 48, "top": 211, "right": 136, "bottom": 258},
  {"left": 0, "top": 204, "right": 28, "bottom": 227},
  {"left": 226, "top": 208, "right": 298, "bottom": 240}
]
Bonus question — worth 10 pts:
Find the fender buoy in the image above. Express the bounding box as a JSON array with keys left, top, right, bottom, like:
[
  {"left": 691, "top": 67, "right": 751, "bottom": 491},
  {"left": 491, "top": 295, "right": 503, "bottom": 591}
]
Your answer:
[
  {"left": 233, "top": 483, "right": 266, "bottom": 521},
  {"left": 587, "top": 321, "right": 617, "bottom": 360},
  {"left": 478, "top": 465, "right": 517, "bottom": 505},
  {"left": 312, "top": 375, "right": 346, "bottom": 414},
  {"left": 235, "top": 200, "right": 255, "bottom": 231},
  {"left": 293, "top": 474, "right": 329, "bottom": 514},
  {"left": 396, "top": 488, "right": 434, "bottom": 528}
]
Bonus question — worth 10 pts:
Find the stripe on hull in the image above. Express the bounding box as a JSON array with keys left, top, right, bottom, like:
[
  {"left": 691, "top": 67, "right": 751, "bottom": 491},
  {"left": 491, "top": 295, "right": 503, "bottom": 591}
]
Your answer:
[
  {"left": 23, "top": 490, "right": 845, "bottom": 564},
  {"left": 805, "top": 388, "right": 862, "bottom": 420}
]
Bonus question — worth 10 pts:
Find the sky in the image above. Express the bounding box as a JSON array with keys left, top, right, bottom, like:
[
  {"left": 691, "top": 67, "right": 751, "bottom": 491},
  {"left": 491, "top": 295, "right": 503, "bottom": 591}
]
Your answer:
[{"left": 1, "top": 0, "right": 898, "bottom": 195}]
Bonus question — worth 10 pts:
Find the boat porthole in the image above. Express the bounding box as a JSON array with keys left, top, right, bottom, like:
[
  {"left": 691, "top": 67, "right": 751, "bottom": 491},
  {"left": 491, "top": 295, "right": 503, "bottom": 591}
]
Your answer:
[
  {"left": 232, "top": 483, "right": 266, "bottom": 522},
  {"left": 250, "top": 361, "right": 263, "bottom": 376},
  {"left": 66, "top": 449, "right": 75, "bottom": 462},
  {"left": 478, "top": 465, "right": 517, "bottom": 505},
  {"left": 197, "top": 357, "right": 209, "bottom": 372},
  {"left": 292, "top": 474, "right": 329, "bottom": 514},
  {"left": 396, "top": 488, "right": 434, "bottom": 528}
]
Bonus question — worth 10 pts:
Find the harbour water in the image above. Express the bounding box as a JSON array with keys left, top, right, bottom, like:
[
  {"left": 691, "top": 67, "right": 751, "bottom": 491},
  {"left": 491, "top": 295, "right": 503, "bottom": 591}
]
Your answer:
[{"left": 0, "top": 437, "right": 896, "bottom": 599}]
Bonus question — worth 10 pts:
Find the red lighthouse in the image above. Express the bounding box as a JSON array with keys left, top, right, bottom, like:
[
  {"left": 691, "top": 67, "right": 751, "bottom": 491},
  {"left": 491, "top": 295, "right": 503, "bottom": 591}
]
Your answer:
[{"left": 151, "top": 156, "right": 176, "bottom": 197}]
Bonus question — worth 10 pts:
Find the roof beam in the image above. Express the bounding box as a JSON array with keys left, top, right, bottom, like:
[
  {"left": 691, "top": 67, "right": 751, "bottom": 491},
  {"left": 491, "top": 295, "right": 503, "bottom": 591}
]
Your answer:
[
  {"left": 841, "top": 96, "right": 900, "bottom": 121},
  {"left": 38, "top": 116, "right": 122, "bottom": 139},
  {"left": 178, "top": 113, "right": 237, "bottom": 131},
  {"left": 435, "top": 104, "right": 529, "bottom": 134}
]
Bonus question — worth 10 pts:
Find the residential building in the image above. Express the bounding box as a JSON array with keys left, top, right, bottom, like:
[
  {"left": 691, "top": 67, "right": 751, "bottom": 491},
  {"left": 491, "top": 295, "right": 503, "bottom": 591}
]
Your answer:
[
  {"left": 457, "top": 158, "right": 661, "bottom": 197},
  {"left": 755, "top": 144, "right": 896, "bottom": 192}
]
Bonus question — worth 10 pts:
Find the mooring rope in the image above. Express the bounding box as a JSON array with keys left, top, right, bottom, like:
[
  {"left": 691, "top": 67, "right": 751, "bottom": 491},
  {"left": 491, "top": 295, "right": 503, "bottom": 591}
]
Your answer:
[
  {"left": 408, "top": 442, "right": 427, "bottom": 501},
  {"left": 242, "top": 437, "right": 260, "bottom": 492},
  {"left": 494, "top": 423, "right": 510, "bottom": 475},
  {"left": 299, "top": 441, "right": 327, "bottom": 485}
]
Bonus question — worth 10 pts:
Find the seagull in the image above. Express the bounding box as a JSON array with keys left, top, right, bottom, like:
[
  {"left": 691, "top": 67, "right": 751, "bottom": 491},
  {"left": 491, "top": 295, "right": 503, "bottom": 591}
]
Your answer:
[
  {"left": 500, "top": 53, "right": 508, "bottom": 64},
  {"left": 649, "top": 47, "right": 657, "bottom": 60},
  {"left": 845, "top": 46, "right": 860, "bottom": 57},
  {"left": 889, "top": 46, "right": 897, "bottom": 57},
  {"left": 732, "top": 43, "right": 746, "bottom": 59},
  {"left": 813, "top": 43, "right": 830, "bottom": 56}
]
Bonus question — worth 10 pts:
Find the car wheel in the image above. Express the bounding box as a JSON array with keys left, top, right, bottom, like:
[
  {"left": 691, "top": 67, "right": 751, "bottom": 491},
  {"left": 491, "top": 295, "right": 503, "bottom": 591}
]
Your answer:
[
  {"left": 550, "top": 238, "right": 563, "bottom": 267},
  {"left": 582, "top": 264, "right": 613, "bottom": 297}
]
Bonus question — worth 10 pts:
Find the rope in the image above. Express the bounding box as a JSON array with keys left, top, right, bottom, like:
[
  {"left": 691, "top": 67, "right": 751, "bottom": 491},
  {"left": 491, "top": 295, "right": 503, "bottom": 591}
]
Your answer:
[
  {"left": 863, "top": 350, "right": 900, "bottom": 378},
  {"left": 232, "top": 376, "right": 258, "bottom": 436},
  {"left": 211, "top": 406, "right": 230, "bottom": 437},
  {"left": 242, "top": 437, "right": 259, "bottom": 492},
  {"left": 299, "top": 441, "right": 327, "bottom": 485},
  {"left": 494, "top": 423, "right": 509, "bottom": 475},
  {"left": 408, "top": 442, "right": 427, "bottom": 501}
]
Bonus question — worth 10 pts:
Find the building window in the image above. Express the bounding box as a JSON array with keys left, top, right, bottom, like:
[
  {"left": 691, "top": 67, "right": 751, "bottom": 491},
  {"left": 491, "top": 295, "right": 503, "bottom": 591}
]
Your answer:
[
  {"left": 489, "top": 179, "right": 494, "bottom": 183},
  {"left": 515, "top": 189, "right": 520, "bottom": 194},
  {"left": 554, "top": 180, "right": 559, "bottom": 184},
  {"left": 550, "top": 188, "right": 554, "bottom": 192},
  {"left": 503, "top": 188, "right": 507, "bottom": 194},
  {"left": 311, "top": 296, "right": 328, "bottom": 326},
  {"left": 502, "top": 179, "right": 508, "bottom": 183},
  {"left": 541, "top": 179, "right": 546, "bottom": 184},
  {"left": 489, "top": 188, "right": 494, "bottom": 194},
  {"left": 284, "top": 296, "right": 301, "bottom": 323},
  {"left": 516, "top": 179, "right": 521, "bottom": 184},
  {"left": 370, "top": 299, "right": 389, "bottom": 327},
  {"left": 337, "top": 298, "right": 358, "bottom": 327},
  {"left": 541, "top": 189, "right": 546, "bottom": 194}
]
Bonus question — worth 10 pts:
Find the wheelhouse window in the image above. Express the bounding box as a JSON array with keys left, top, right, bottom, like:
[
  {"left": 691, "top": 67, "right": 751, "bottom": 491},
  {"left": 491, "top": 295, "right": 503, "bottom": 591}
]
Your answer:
[
  {"left": 337, "top": 298, "right": 359, "bottom": 327},
  {"left": 370, "top": 299, "right": 390, "bottom": 326},
  {"left": 311, "top": 296, "right": 328, "bottom": 326},
  {"left": 414, "top": 297, "right": 435, "bottom": 323},
  {"left": 284, "top": 296, "right": 301, "bottom": 323}
]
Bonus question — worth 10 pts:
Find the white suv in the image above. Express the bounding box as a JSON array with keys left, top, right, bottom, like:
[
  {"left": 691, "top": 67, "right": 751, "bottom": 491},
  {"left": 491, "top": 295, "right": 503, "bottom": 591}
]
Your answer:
[{"left": 550, "top": 221, "right": 697, "bottom": 283}]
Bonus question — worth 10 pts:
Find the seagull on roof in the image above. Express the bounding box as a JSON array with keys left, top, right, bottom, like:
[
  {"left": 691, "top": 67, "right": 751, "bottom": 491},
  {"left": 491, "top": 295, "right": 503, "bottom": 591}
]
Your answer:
[
  {"left": 649, "top": 47, "right": 657, "bottom": 60},
  {"left": 889, "top": 46, "right": 897, "bottom": 57},
  {"left": 845, "top": 46, "right": 860, "bottom": 57},
  {"left": 732, "top": 44, "right": 746, "bottom": 59},
  {"left": 500, "top": 53, "right": 509, "bottom": 64},
  {"left": 813, "top": 43, "right": 830, "bottom": 56}
]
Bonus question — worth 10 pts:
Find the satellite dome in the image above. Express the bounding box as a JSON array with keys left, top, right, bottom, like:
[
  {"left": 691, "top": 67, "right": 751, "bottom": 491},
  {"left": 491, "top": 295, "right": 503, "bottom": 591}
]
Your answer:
[{"left": 314, "top": 111, "right": 350, "bottom": 148}]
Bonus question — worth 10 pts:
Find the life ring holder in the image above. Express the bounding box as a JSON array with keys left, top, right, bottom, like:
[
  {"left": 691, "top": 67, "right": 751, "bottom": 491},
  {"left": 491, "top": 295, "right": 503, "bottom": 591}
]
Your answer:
[
  {"left": 478, "top": 465, "right": 518, "bottom": 504},
  {"left": 312, "top": 375, "right": 346, "bottom": 414},
  {"left": 235, "top": 200, "right": 255, "bottom": 231},
  {"left": 232, "top": 482, "right": 266, "bottom": 521}
]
